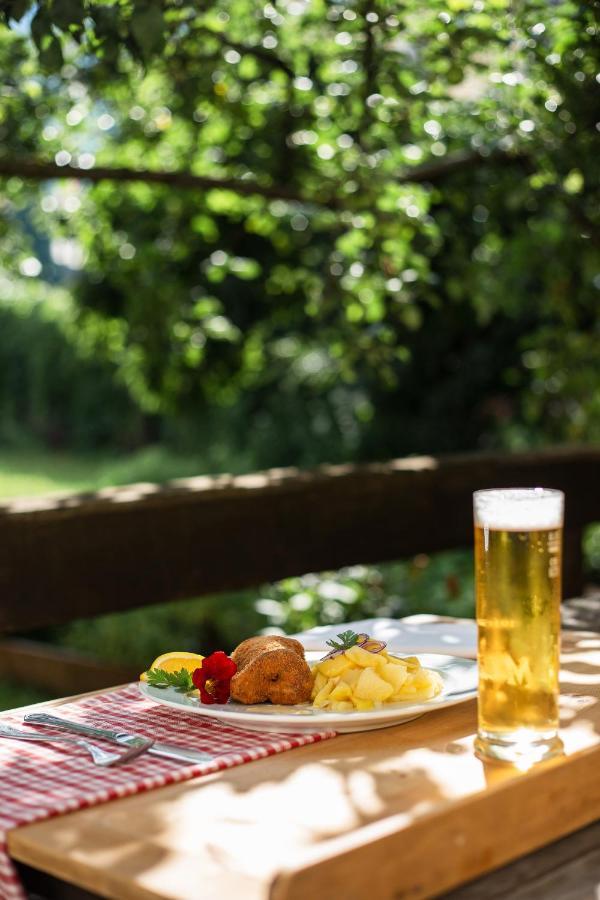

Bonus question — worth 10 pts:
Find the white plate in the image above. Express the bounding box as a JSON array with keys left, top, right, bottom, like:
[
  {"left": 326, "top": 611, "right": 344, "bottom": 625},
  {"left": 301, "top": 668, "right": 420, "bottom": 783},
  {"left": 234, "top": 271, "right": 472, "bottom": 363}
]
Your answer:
[{"left": 139, "top": 652, "right": 477, "bottom": 734}]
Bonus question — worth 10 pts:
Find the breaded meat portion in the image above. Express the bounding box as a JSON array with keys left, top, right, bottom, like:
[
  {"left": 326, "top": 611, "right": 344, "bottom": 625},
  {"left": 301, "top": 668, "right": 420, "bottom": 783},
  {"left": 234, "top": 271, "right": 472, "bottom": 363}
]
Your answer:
[
  {"left": 231, "top": 635, "right": 305, "bottom": 669},
  {"left": 230, "top": 636, "right": 313, "bottom": 705}
]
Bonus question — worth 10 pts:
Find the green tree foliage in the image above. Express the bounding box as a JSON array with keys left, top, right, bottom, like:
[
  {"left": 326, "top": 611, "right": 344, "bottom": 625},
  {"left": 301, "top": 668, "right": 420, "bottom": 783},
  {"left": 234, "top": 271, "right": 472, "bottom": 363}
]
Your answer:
[{"left": 0, "top": 0, "right": 598, "bottom": 457}]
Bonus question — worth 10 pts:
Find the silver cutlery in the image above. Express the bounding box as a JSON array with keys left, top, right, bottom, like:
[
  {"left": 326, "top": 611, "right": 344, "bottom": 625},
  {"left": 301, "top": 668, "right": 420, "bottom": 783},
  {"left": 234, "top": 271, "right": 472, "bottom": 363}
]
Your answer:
[
  {"left": 0, "top": 723, "right": 152, "bottom": 767},
  {"left": 25, "top": 713, "right": 215, "bottom": 764}
]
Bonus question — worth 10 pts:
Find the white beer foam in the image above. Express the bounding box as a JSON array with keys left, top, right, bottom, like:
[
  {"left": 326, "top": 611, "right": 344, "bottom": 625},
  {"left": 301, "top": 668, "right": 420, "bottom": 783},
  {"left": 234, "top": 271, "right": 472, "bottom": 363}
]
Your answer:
[{"left": 474, "top": 488, "right": 564, "bottom": 530}]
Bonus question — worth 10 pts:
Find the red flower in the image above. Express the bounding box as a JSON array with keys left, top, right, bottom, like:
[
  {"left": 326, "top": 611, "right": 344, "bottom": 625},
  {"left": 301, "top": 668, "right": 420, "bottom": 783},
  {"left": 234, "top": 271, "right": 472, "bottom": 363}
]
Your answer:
[{"left": 193, "top": 651, "right": 237, "bottom": 704}]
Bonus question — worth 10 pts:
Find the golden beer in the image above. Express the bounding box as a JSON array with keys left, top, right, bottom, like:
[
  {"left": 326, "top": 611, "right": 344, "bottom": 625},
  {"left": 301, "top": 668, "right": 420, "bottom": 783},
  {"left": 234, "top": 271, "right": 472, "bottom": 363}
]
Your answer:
[{"left": 474, "top": 489, "right": 564, "bottom": 764}]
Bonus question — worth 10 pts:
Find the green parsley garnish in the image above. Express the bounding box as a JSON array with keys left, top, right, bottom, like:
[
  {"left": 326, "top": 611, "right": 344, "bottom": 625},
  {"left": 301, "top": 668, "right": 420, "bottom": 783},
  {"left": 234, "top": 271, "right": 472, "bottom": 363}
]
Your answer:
[
  {"left": 145, "top": 667, "right": 195, "bottom": 692},
  {"left": 325, "top": 630, "right": 360, "bottom": 653}
]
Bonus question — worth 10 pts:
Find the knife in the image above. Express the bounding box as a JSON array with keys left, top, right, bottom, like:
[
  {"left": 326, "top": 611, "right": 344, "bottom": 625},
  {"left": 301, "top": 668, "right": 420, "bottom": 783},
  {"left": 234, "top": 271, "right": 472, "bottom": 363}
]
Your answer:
[{"left": 24, "top": 712, "right": 215, "bottom": 764}]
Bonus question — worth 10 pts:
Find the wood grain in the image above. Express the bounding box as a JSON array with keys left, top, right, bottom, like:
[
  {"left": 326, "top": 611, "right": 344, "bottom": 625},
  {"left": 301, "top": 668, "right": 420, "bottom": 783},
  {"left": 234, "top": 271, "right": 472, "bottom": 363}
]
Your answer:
[
  {"left": 506, "top": 846, "right": 600, "bottom": 900},
  {"left": 445, "top": 819, "right": 600, "bottom": 899},
  {"left": 1, "top": 446, "right": 598, "bottom": 633},
  {"left": 5, "top": 630, "right": 600, "bottom": 900}
]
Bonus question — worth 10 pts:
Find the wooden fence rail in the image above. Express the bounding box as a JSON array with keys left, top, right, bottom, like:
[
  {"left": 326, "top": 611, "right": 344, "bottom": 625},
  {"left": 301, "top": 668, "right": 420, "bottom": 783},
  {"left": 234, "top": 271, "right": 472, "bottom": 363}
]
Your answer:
[{"left": 1, "top": 446, "right": 598, "bottom": 637}]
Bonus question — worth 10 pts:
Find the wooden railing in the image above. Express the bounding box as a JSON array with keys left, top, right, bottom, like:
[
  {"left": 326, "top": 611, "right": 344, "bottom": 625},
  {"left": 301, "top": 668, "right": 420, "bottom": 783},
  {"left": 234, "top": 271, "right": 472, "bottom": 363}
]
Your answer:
[{"left": 0, "top": 446, "right": 598, "bottom": 692}]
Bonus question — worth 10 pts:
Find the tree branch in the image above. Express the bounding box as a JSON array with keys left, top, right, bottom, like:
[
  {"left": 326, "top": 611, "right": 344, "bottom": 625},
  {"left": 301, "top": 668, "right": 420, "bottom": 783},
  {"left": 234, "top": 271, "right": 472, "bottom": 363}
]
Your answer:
[
  {"left": 0, "top": 148, "right": 529, "bottom": 209},
  {"left": 0, "top": 158, "right": 341, "bottom": 208},
  {"left": 362, "top": 2, "right": 377, "bottom": 106},
  {"left": 394, "top": 148, "right": 531, "bottom": 184},
  {"left": 194, "top": 26, "right": 295, "bottom": 79},
  {"left": 355, "top": 0, "right": 378, "bottom": 155}
]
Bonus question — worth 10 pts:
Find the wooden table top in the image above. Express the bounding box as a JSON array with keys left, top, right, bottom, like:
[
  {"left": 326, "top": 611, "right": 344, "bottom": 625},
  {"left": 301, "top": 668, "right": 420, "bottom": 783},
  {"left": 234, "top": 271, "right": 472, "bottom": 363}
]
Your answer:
[{"left": 5, "top": 629, "right": 600, "bottom": 900}]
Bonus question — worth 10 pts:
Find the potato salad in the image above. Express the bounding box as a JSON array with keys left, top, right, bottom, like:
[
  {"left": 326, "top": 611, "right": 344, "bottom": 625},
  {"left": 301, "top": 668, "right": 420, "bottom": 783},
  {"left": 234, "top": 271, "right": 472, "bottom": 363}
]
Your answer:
[{"left": 311, "top": 639, "right": 443, "bottom": 712}]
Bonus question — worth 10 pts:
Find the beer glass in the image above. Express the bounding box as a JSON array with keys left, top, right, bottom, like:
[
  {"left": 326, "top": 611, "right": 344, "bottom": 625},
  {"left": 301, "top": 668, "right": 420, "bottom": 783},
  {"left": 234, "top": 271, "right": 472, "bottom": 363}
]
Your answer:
[{"left": 473, "top": 488, "right": 564, "bottom": 764}]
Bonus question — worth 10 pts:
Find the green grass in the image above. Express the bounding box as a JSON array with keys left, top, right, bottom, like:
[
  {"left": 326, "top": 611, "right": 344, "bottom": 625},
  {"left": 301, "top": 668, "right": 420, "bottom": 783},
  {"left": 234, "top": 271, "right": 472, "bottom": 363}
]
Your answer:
[
  {"left": 0, "top": 445, "right": 251, "bottom": 500},
  {"left": 0, "top": 679, "right": 54, "bottom": 712},
  {"left": 0, "top": 450, "right": 101, "bottom": 497}
]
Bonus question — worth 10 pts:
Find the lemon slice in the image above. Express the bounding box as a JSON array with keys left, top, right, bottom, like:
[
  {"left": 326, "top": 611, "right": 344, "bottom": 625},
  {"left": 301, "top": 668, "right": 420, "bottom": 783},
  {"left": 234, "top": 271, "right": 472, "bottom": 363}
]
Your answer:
[{"left": 140, "top": 651, "right": 204, "bottom": 682}]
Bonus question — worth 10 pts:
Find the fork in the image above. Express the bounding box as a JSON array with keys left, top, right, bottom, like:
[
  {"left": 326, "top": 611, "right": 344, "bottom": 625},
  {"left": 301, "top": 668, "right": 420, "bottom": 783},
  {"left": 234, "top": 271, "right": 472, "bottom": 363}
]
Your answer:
[{"left": 0, "top": 723, "right": 153, "bottom": 767}]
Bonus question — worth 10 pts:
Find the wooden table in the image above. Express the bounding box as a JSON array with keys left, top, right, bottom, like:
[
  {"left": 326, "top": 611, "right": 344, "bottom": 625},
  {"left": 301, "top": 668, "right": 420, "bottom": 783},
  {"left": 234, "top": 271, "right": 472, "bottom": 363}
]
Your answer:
[{"left": 4, "top": 625, "right": 600, "bottom": 900}]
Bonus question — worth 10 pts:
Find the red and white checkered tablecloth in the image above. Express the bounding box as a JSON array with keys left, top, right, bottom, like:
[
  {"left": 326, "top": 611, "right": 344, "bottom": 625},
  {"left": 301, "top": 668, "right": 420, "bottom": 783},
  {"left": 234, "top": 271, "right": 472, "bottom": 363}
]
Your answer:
[{"left": 0, "top": 684, "right": 337, "bottom": 900}]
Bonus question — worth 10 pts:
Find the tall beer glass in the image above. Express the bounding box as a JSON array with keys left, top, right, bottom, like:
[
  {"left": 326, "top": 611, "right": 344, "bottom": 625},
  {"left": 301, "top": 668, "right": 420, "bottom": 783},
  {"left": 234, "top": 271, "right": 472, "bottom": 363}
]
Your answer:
[{"left": 474, "top": 488, "right": 564, "bottom": 764}]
